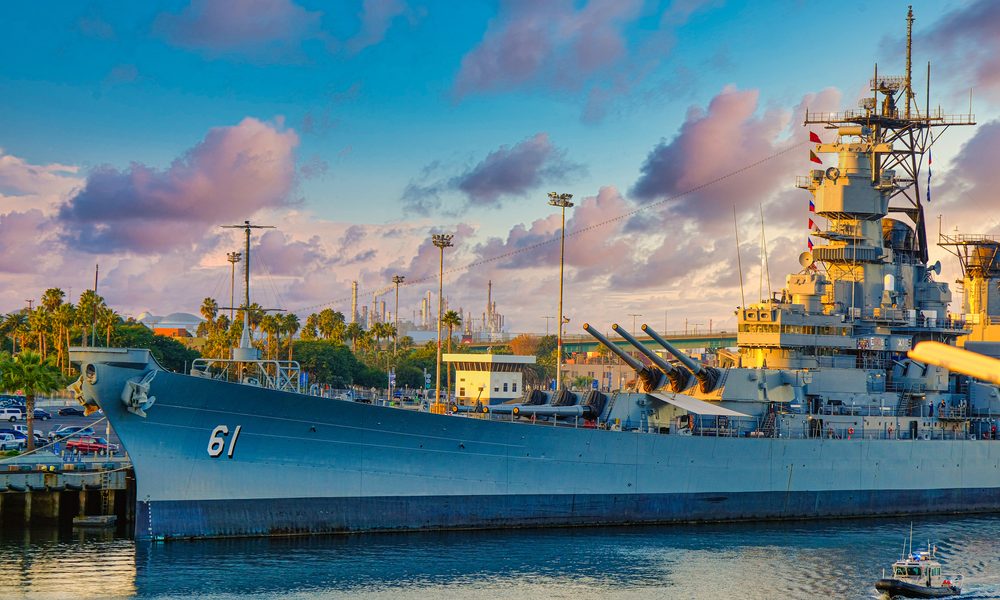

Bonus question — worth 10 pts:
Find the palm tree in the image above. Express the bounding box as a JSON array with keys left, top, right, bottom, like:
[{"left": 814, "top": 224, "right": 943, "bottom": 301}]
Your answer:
[
  {"left": 2, "top": 312, "right": 28, "bottom": 354},
  {"left": 98, "top": 306, "right": 120, "bottom": 347},
  {"left": 281, "top": 313, "right": 300, "bottom": 361},
  {"left": 0, "top": 350, "right": 63, "bottom": 451},
  {"left": 76, "top": 290, "right": 105, "bottom": 346},
  {"left": 441, "top": 310, "right": 462, "bottom": 402},
  {"left": 200, "top": 297, "right": 219, "bottom": 324},
  {"left": 260, "top": 314, "right": 281, "bottom": 360},
  {"left": 53, "top": 303, "right": 76, "bottom": 373},
  {"left": 40, "top": 288, "right": 65, "bottom": 313},
  {"left": 345, "top": 322, "right": 364, "bottom": 351}
]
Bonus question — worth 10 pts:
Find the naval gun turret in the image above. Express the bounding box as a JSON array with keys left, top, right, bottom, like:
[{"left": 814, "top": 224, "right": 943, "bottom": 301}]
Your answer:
[
  {"left": 583, "top": 323, "right": 664, "bottom": 392},
  {"left": 642, "top": 324, "right": 721, "bottom": 393},
  {"left": 610, "top": 323, "right": 692, "bottom": 392}
]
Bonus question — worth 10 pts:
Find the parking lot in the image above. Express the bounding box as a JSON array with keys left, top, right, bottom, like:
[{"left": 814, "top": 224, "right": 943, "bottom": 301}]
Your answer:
[{"left": 1, "top": 398, "right": 121, "bottom": 451}]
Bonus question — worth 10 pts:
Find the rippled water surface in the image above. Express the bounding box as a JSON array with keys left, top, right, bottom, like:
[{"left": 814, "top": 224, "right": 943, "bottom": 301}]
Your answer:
[{"left": 1, "top": 516, "right": 999, "bottom": 599}]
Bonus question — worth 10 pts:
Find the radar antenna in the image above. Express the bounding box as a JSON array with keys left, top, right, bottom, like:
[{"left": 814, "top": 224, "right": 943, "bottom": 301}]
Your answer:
[{"left": 803, "top": 6, "right": 975, "bottom": 263}]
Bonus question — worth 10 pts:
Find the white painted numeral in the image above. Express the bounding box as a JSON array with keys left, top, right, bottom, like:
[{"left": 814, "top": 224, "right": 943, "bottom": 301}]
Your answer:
[
  {"left": 227, "top": 425, "right": 242, "bottom": 458},
  {"left": 208, "top": 424, "right": 243, "bottom": 458},
  {"left": 207, "top": 425, "right": 228, "bottom": 457}
]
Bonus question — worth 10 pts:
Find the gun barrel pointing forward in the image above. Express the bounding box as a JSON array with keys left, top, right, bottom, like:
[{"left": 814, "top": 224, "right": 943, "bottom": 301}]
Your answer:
[{"left": 582, "top": 323, "right": 645, "bottom": 372}]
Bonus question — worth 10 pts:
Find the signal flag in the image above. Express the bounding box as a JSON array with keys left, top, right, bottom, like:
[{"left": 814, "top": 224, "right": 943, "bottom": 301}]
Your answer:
[
  {"left": 807, "top": 237, "right": 814, "bottom": 250},
  {"left": 809, "top": 150, "right": 823, "bottom": 164},
  {"left": 809, "top": 131, "right": 823, "bottom": 144},
  {"left": 809, "top": 199, "right": 815, "bottom": 213}
]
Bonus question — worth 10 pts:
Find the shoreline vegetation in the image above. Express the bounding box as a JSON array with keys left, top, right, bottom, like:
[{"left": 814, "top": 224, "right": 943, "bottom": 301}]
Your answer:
[{"left": 1, "top": 289, "right": 570, "bottom": 395}]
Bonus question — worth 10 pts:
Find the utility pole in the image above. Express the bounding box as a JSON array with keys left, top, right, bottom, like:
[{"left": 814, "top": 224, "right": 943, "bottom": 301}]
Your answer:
[
  {"left": 548, "top": 192, "right": 574, "bottom": 389},
  {"left": 91, "top": 264, "right": 99, "bottom": 347},
  {"left": 432, "top": 233, "right": 453, "bottom": 412},
  {"left": 541, "top": 316, "right": 555, "bottom": 336},
  {"left": 628, "top": 313, "right": 642, "bottom": 336},
  {"left": 392, "top": 275, "right": 405, "bottom": 354}
]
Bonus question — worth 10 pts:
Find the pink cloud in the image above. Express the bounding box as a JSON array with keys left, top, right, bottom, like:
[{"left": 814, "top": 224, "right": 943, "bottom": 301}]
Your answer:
[
  {"left": 154, "top": 0, "right": 324, "bottom": 61},
  {"left": 453, "top": 0, "right": 644, "bottom": 97},
  {"left": 0, "top": 151, "right": 80, "bottom": 198},
  {"left": 923, "top": 0, "right": 1000, "bottom": 100},
  {"left": 630, "top": 86, "right": 841, "bottom": 235},
  {"left": 934, "top": 120, "right": 1000, "bottom": 235},
  {"left": 58, "top": 117, "right": 299, "bottom": 254},
  {"left": 0, "top": 210, "right": 59, "bottom": 274}
]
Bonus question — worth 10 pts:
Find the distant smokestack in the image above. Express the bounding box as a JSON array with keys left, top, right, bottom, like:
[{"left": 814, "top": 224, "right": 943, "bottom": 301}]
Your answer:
[
  {"left": 380, "top": 300, "right": 386, "bottom": 323},
  {"left": 351, "top": 281, "right": 358, "bottom": 324},
  {"left": 361, "top": 305, "right": 368, "bottom": 328}
]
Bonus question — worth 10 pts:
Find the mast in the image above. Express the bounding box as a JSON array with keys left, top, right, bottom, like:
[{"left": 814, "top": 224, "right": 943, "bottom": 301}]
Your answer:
[
  {"left": 904, "top": 5, "right": 914, "bottom": 119},
  {"left": 221, "top": 220, "right": 275, "bottom": 353},
  {"left": 803, "top": 6, "right": 974, "bottom": 264}
]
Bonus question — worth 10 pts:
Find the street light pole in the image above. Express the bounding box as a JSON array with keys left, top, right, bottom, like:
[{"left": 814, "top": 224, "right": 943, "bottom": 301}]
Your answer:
[
  {"left": 432, "top": 234, "right": 454, "bottom": 412},
  {"left": 628, "top": 313, "right": 643, "bottom": 336},
  {"left": 227, "top": 252, "right": 242, "bottom": 322},
  {"left": 392, "top": 275, "right": 404, "bottom": 354},
  {"left": 541, "top": 316, "right": 554, "bottom": 336},
  {"left": 548, "top": 192, "right": 574, "bottom": 390}
]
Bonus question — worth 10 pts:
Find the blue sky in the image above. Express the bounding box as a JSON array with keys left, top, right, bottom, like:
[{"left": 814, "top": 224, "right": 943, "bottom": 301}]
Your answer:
[{"left": 0, "top": 0, "right": 996, "bottom": 333}]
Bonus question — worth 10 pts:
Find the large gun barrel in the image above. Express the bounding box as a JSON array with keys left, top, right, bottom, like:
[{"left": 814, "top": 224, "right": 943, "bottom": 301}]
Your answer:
[
  {"left": 583, "top": 323, "right": 644, "bottom": 371},
  {"left": 641, "top": 323, "right": 721, "bottom": 393},
  {"left": 611, "top": 323, "right": 692, "bottom": 392},
  {"left": 583, "top": 323, "right": 663, "bottom": 392},
  {"left": 513, "top": 405, "right": 591, "bottom": 418}
]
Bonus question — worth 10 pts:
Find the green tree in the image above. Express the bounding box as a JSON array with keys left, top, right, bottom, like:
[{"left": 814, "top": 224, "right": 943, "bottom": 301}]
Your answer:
[
  {"left": 40, "top": 288, "right": 65, "bottom": 313},
  {"left": 75, "top": 290, "right": 106, "bottom": 346},
  {"left": 200, "top": 297, "right": 219, "bottom": 323},
  {"left": 98, "top": 306, "right": 120, "bottom": 347},
  {"left": 316, "top": 309, "right": 346, "bottom": 342},
  {"left": 345, "top": 322, "right": 364, "bottom": 351},
  {"left": 111, "top": 324, "right": 200, "bottom": 372},
  {"left": 282, "top": 313, "right": 300, "bottom": 360},
  {"left": 2, "top": 311, "right": 28, "bottom": 354},
  {"left": 0, "top": 350, "right": 63, "bottom": 451},
  {"left": 301, "top": 313, "right": 319, "bottom": 341},
  {"left": 260, "top": 314, "right": 281, "bottom": 360}
]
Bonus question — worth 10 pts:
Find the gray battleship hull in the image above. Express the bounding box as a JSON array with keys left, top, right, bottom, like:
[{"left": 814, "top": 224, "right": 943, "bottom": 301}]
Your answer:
[{"left": 80, "top": 358, "right": 1000, "bottom": 540}]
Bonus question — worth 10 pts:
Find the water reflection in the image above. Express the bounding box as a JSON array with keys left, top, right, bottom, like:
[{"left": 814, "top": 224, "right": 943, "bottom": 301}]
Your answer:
[{"left": 1, "top": 516, "right": 999, "bottom": 599}]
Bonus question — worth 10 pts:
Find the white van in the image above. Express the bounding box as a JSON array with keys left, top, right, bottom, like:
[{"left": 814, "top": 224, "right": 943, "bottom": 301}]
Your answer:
[{"left": 0, "top": 408, "right": 21, "bottom": 423}]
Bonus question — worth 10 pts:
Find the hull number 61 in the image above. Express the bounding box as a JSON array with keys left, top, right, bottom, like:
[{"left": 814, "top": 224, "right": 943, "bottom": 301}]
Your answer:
[{"left": 207, "top": 425, "right": 242, "bottom": 458}]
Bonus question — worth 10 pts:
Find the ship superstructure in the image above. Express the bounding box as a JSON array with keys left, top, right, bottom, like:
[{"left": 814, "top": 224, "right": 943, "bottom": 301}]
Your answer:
[{"left": 67, "top": 9, "right": 1000, "bottom": 541}]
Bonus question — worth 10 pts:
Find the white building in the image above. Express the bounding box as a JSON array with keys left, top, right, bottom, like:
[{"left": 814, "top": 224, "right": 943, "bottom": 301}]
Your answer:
[{"left": 444, "top": 353, "right": 535, "bottom": 405}]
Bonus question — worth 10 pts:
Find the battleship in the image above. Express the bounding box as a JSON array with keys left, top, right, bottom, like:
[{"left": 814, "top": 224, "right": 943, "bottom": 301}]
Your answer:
[{"left": 69, "top": 10, "right": 1000, "bottom": 540}]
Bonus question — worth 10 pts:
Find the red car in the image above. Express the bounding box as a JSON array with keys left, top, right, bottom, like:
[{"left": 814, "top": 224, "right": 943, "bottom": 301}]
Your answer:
[{"left": 64, "top": 436, "right": 119, "bottom": 454}]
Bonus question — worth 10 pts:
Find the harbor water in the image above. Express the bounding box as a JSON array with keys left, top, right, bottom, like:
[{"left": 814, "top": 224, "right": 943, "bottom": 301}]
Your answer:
[{"left": 1, "top": 515, "right": 998, "bottom": 599}]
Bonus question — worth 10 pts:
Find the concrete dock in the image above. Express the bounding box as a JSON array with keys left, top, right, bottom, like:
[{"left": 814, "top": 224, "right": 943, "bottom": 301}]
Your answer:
[{"left": 0, "top": 451, "right": 133, "bottom": 526}]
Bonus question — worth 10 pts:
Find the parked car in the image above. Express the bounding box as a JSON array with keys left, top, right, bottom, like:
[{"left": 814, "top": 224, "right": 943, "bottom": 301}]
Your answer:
[
  {"left": 28, "top": 409, "right": 52, "bottom": 421},
  {"left": 0, "top": 408, "right": 22, "bottom": 423},
  {"left": 58, "top": 406, "right": 85, "bottom": 417},
  {"left": 48, "top": 426, "right": 95, "bottom": 441},
  {"left": 64, "top": 436, "right": 118, "bottom": 454},
  {"left": 0, "top": 433, "right": 24, "bottom": 451}
]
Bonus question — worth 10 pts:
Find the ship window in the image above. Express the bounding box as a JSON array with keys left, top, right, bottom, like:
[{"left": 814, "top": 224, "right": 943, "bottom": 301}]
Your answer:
[
  {"left": 907, "top": 567, "right": 921, "bottom": 576},
  {"left": 894, "top": 567, "right": 906, "bottom": 576},
  {"left": 932, "top": 568, "right": 941, "bottom": 576}
]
